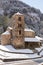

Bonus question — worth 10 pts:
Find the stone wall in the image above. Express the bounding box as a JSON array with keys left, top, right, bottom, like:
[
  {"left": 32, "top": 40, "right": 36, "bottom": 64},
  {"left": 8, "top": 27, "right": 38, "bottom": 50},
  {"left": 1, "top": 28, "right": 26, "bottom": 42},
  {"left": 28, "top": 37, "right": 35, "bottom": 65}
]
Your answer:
[
  {"left": 1, "top": 31, "right": 11, "bottom": 45},
  {"left": 24, "top": 31, "right": 35, "bottom": 38},
  {"left": 12, "top": 37, "right": 25, "bottom": 48}
]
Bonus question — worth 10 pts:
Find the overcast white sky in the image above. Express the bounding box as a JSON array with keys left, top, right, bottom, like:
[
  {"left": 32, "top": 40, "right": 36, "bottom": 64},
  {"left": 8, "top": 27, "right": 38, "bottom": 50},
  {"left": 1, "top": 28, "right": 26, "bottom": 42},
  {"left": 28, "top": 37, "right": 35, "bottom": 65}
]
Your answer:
[{"left": 20, "top": 0, "right": 43, "bottom": 13}]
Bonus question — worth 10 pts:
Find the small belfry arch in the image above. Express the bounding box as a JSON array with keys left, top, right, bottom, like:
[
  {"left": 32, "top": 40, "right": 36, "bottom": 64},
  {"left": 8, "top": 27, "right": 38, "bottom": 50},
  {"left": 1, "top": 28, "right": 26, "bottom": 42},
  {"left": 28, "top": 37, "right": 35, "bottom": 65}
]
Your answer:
[
  {"left": 19, "top": 30, "right": 21, "bottom": 35},
  {"left": 18, "top": 17, "right": 21, "bottom": 21}
]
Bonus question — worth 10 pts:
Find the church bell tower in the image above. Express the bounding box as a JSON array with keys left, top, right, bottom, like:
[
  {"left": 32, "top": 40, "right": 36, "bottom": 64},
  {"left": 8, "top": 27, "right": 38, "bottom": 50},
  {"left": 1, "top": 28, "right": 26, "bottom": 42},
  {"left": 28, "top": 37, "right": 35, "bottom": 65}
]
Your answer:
[{"left": 12, "top": 12, "right": 25, "bottom": 48}]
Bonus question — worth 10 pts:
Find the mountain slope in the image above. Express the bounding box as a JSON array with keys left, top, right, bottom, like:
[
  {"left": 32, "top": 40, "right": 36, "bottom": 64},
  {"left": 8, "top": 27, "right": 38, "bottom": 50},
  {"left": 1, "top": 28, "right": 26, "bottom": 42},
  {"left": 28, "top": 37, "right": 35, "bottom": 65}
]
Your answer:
[{"left": 0, "top": 0, "right": 43, "bottom": 37}]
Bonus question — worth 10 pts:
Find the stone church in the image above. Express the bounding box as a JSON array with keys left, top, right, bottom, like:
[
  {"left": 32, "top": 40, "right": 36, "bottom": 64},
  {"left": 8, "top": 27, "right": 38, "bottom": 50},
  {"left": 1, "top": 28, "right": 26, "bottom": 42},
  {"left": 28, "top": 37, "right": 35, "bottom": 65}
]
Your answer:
[{"left": 1, "top": 12, "right": 42, "bottom": 49}]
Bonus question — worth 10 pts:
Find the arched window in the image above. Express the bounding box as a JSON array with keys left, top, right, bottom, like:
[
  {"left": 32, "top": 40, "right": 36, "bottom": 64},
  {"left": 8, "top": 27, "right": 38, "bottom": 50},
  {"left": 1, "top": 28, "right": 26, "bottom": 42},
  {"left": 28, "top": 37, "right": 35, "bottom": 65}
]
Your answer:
[
  {"left": 18, "top": 17, "right": 21, "bottom": 21},
  {"left": 19, "top": 30, "right": 21, "bottom": 35}
]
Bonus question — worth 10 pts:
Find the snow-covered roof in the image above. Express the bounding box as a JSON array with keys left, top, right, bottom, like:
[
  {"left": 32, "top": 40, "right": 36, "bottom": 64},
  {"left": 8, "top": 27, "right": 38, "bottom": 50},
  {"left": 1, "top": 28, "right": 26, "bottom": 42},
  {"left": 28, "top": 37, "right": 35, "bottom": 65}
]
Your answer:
[
  {"left": 7, "top": 27, "right": 13, "bottom": 30},
  {"left": 24, "top": 28, "right": 34, "bottom": 32},
  {"left": 15, "top": 12, "right": 23, "bottom": 16},
  {"left": 2, "top": 31, "right": 10, "bottom": 35},
  {"left": 12, "top": 12, "right": 23, "bottom": 18},
  {"left": 24, "top": 38, "right": 41, "bottom": 42},
  {"left": 35, "top": 36, "right": 43, "bottom": 41}
]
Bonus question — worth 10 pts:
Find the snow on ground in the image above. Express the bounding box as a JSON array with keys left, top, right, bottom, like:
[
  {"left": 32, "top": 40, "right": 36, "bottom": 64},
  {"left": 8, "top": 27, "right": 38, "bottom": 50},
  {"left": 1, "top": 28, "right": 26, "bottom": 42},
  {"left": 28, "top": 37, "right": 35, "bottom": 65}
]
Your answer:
[
  {"left": 40, "top": 51, "right": 43, "bottom": 56},
  {"left": 0, "top": 45, "right": 43, "bottom": 59},
  {"left": 0, "top": 50, "right": 40, "bottom": 59},
  {"left": 0, "top": 45, "right": 33, "bottom": 53},
  {"left": 35, "top": 47, "right": 43, "bottom": 52}
]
